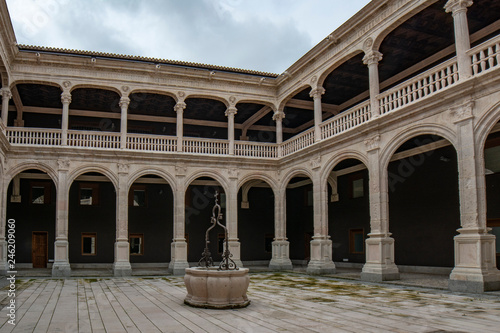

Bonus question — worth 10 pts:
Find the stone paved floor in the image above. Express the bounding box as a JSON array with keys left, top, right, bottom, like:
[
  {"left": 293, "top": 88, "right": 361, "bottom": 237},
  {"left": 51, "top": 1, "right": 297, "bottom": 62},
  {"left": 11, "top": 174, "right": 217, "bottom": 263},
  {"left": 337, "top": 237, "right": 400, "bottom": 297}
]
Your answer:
[{"left": 1, "top": 273, "right": 500, "bottom": 333}]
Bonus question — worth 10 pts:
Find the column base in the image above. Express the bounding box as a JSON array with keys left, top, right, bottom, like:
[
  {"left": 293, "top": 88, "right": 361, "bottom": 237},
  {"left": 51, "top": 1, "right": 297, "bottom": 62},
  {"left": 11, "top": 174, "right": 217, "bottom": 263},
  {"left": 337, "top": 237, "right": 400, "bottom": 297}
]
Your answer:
[
  {"left": 449, "top": 229, "right": 500, "bottom": 292},
  {"left": 361, "top": 234, "right": 400, "bottom": 282},
  {"left": 0, "top": 239, "right": 7, "bottom": 275},
  {"left": 269, "top": 240, "right": 293, "bottom": 270},
  {"left": 169, "top": 260, "right": 190, "bottom": 275},
  {"left": 52, "top": 262, "right": 72, "bottom": 277},
  {"left": 113, "top": 262, "right": 132, "bottom": 277},
  {"left": 306, "top": 237, "right": 336, "bottom": 275},
  {"left": 360, "top": 263, "right": 400, "bottom": 282},
  {"left": 307, "top": 260, "right": 336, "bottom": 275}
]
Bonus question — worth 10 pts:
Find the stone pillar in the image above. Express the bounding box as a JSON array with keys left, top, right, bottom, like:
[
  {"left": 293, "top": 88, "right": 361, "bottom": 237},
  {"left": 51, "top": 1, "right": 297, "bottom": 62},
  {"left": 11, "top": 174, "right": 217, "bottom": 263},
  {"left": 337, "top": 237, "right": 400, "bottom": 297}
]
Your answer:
[
  {"left": 360, "top": 135, "right": 400, "bottom": 282},
  {"left": 449, "top": 101, "right": 500, "bottom": 292},
  {"left": 0, "top": 176, "right": 7, "bottom": 274},
  {"left": 445, "top": 0, "right": 473, "bottom": 79},
  {"left": 113, "top": 163, "right": 132, "bottom": 276},
  {"left": 226, "top": 106, "right": 237, "bottom": 155},
  {"left": 310, "top": 87, "right": 325, "bottom": 142},
  {"left": 363, "top": 50, "right": 383, "bottom": 118},
  {"left": 61, "top": 91, "right": 71, "bottom": 146},
  {"left": 307, "top": 165, "right": 336, "bottom": 274},
  {"left": 52, "top": 160, "right": 72, "bottom": 277},
  {"left": 169, "top": 167, "right": 189, "bottom": 275},
  {"left": 273, "top": 110, "right": 285, "bottom": 157},
  {"left": 269, "top": 186, "right": 293, "bottom": 270},
  {"left": 119, "top": 97, "right": 130, "bottom": 149},
  {"left": 10, "top": 175, "right": 21, "bottom": 203},
  {"left": 1, "top": 87, "right": 12, "bottom": 127},
  {"left": 226, "top": 170, "right": 243, "bottom": 267},
  {"left": 174, "top": 101, "right": 186, "bottom": 152}
]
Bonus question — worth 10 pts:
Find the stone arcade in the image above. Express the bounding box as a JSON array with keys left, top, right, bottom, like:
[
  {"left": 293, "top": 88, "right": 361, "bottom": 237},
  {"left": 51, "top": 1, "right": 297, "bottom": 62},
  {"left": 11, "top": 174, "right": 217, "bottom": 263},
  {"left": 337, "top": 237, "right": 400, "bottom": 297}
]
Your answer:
[{"left": 0, "top": 0, "right": 499, "bottom": 293}]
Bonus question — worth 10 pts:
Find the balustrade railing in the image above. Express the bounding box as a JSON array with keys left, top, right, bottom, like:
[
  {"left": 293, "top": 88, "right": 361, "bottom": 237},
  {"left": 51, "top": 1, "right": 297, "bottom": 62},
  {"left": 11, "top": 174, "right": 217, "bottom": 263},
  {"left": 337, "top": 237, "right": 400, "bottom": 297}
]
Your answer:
[
  {"left": 68, "top": 130, "right": 120, "bottom": 149},
  {"left": 281, "top": 128, "right": 315, "bottom": 157},
  {"left": 183, "top": 137, "right": 229, "bottom": 155},
  {"left": 379, "top": 60, "right": 458, "bottom": 115},
  {"left": 320, "top": 101, "right": 371, "bottom": 140},
  {"left": 470, "top": 36, "right": 500, "bottom": 75},
  {"left": 127, "top": 134, "right": 176, "bottom": 152},
  {"left": 3, "top": 36, "right": 500, "bottom": 160},
  {"left": 6, "top": 127, "right": 61, "bottom": 146},
  {"left": 234, "top": 141, "right": 277, "bottom": 158}
]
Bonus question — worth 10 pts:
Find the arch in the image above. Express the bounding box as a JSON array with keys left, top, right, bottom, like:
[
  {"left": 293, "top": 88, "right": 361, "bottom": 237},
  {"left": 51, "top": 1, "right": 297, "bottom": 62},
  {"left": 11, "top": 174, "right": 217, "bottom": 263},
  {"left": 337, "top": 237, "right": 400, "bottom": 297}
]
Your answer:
[
  {"left": 128, "top": 89, "right": 178, "bottom": 102},
  {"left": 237, "top": 173, "right": 278, "bottom": 196},
  {"left": 277, "top": 84, "right": 313, "bottom": 111},
  {"left": 70, "top": 84, "right": 121, "bottom": 96},
  {"left": 320, "top": 150, "right": 369, "bottom": 184},
  {"left": 280, "top": 167, "right": 314, "bottom": 191},
  {"left": 380, "top": 123, "right": 458, "bottom": 172},
  {"left": 184, "top": 170, "right": 229, "bottom": 194},
  {"left": 5, "top": 161, "right": 58, "bottom": 189},
  {"left": 317, "top": 50, "right": 365, "bottom": 87},
  {"left": 184, "top": 94, "right": 230, "bottom": 108},
  {"left": 10, "top": 79, "right": 62, "bottom": 91},
  {"left": 475, "top": 100, "right": 500, "bottom": 153},
  {"left": 235, "top": 99, "right": 277, "bottom": 110},
  {"left": 67, "top": 165, "right": 118, "bottom": 191},
  {"left": 127, "top": 167, "right": 176, "bottom": 191}
]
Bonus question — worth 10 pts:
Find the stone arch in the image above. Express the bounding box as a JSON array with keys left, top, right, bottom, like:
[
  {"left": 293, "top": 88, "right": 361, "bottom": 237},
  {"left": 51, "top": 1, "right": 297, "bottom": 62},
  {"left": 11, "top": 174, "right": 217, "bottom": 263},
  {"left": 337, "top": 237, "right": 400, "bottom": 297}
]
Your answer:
[
  {"left": 70, "top": 84, "right": 121, "bottom": 96},
  {"left": 317, "top": 50, "right": 365, "bottom": 88},
  {"left": 10, "top": 79, "right": 62, "bottom": 91},
  {"left": 280, "top": 167, "right": 314, "bottom": 192},
  {"left": 321, "top": 150, "right": 369, "bottom": 186},
  {"left": 184, "top": 170, "right": 229, "bottom": 194},
  {"left": 5, "top": 161, "right": 58, "bottom": 189},
  {"left": 128, "top": 89, "right": 177, "bottom": 102},
  {"left": 184, "top": 94, "right": 230, "bottom": 108},
  {"left": 475, "top": 100, "right": 500, "bottom": 153},
  {"left": 238, "top": 173, "right": 278, "bottom": 196},
  {"left": 127, "top": 167, "right": 176, "bottom": 192},
  {"left": 67, "top": 165, "right": 118, "bottom": 191},
  {"left": 277, "top": 84, "right": 313, "bottom": 111}
]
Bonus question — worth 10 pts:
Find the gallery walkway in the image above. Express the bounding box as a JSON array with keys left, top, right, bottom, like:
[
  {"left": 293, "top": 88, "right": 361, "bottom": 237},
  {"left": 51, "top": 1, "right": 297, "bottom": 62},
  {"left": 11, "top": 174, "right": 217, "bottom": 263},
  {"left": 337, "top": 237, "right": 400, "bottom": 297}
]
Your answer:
[{"left": 1, "top": 272, "right": 500, "bottom": 332}]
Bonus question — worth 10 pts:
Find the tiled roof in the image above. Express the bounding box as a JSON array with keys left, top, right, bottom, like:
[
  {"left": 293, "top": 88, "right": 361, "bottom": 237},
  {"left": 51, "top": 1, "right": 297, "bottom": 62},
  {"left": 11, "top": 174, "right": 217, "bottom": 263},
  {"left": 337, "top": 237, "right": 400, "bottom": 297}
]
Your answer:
[{"left": 18, "top": 44, "right": 279, "bottom": 78}]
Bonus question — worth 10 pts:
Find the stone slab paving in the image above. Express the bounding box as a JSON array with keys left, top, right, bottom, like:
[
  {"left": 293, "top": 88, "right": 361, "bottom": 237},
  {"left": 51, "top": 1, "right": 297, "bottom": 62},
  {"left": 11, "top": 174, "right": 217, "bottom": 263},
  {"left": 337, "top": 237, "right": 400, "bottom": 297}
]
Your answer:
[{"left": 0, "top": 273, "right": 499, "bottom": 332}]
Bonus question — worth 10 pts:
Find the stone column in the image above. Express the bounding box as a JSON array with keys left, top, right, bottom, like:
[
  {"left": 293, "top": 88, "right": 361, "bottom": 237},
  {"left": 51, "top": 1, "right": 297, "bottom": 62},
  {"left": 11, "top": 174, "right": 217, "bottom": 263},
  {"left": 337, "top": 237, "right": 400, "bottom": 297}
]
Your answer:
[
  {"left": 269, "top": 186, "right": 293, "bottom": 270},
  {"left": 307, "top": 163, "right": 336, "bottom": 274},
  {"left": 169, "top": 166, "right": 189, "bottom": 275},
  {"left": 52, "top": 160, "right": 72, "bottom": 277},
  {"left": 174, "top": 101, "right": 186, "bottom": 152},
  {"left": 363, "top": 50, "right": 383, "bottom": 118},
  {"left": 448, "top": 101, "right": 500, "bottom": 292},
  {"left": 10, "top": 175, "right": 21, "bottom": 203},
  {"left": 113, "top": 163, "right": 132, "bottom": 276},
  {"left": 61, "top": 91, "right": 71, "bottom": 146},
  {"left": 226, "top": 106, "right": 237, "bottom": 155},
  {"left": 1, "top": 87, "right": 12, "bottom": 127},
  {"left": 273, "top": 110, "right": 285, "bottom": 157},
  {"left": 310, "top": 87, "right": 325, "bottom": 142},
  {"left": 226, "top": 170, "right": 243, "bottom": 267},
  {"left": 360, "top": 135, "right": 400, "bottom": 282},
  {"left": 119, "top": 97, "right": 130, "bottom": 149},
  {"left": 445, "top": 0, "right": 473, "bottom": 79},
  {"left": 0, "top": 176, "right": 7, "bottom": 274}
]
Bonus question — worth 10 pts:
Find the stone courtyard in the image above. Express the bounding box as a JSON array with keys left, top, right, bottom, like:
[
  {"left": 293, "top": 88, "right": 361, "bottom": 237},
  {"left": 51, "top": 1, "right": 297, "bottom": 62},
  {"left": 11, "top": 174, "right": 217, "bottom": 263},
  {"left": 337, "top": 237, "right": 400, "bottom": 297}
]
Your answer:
[{"left": 1, "top": 273, "right": 499, "bottom": 332}]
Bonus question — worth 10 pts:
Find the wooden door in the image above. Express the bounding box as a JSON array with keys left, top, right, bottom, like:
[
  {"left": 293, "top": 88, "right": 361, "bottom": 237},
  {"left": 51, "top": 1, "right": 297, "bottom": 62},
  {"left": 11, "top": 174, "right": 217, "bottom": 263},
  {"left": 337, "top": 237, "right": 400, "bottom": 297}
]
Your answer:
[{"left": 32, "top": 232, "right": 48, "bottom": 268}]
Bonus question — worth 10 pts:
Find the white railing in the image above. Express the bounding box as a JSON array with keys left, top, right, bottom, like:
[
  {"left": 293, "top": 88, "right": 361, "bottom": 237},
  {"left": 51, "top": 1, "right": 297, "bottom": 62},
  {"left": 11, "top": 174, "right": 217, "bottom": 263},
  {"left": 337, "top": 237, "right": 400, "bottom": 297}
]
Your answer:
[
  {"left": 234, "top": 141, "right": 277, "bottom": 158},
  {"left": 67, "top": 130, "right": 120, "bottom": 149},
  {"left": 379, "top": 59, "right": 459, "bottom": 115},
  {"left": 281, "top": 128, "right": 315, "bottom": 157},
  {"left": 320, "top": 101, "right": 371, "bottom": 140},
  {"left": 6, "top": 127, "right": 61, "bottom": 146},
  {"left": 127, "top": 134, "right": 176, "bottom": 152},
  {"left": 470, "top": 36, "right": 500, "bottom": 75},
  {"left": 183, "top": 137, "right": 229, "bottom": 155}
]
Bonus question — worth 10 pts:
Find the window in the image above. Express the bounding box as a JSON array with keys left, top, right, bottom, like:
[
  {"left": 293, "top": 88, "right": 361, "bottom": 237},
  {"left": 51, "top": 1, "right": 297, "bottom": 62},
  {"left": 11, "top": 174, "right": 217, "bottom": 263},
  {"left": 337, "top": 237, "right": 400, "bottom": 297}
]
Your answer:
[
  {"left": 129, "top": 185, "right": 147, "bottom": 207},
  {"left": 349, "top": 229, "right": 364, "bottom": 254},
  {"left": 129, "top": 234, "right": 144, "bottom": 255},
  {"left": 82, "top": 233, "right": 97, "bottom": 255},
  {"left": 79, "top": 183, "right": 99, "bottom": 206},
  {"left": 30, "top": 182, "right": 51, "bottom": 205},
  {"left": 265, "top": 234, "right": 274, "bottom": 253},
  {"left": 349, "top": 173, "right": 364, "bottom": 199}
]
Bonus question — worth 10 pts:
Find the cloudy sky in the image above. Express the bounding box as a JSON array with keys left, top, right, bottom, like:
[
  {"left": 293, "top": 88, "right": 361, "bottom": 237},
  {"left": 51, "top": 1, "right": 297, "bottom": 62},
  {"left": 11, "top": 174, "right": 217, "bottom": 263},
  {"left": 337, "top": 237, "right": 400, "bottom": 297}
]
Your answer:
[{"left": 6, "top": 0, "right": 371, "bottom": 74}]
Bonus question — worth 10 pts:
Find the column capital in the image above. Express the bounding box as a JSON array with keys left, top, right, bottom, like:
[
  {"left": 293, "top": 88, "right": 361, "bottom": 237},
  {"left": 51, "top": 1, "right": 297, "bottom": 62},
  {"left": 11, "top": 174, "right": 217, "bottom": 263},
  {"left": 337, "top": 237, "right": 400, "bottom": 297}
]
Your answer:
[
  {"left": 225, "top": 106, "right": 237, "bottom": 117},
  {"left": 364, "top": 135, "right": 381, "bottom": 152},
  {"left": 57, "top": 159, "right": 70, "bottom": 171},
  {"left": 61, "top": 91, "right": 72, "bottom": 105},
  {"left": 272, "top": 111, "right": 285, "bottom": 121},
  {"left": 363, "top": 50, "right": 383, "bottom": 66},
  {"left": 117, "top": 163, "right": 129, "bottom": 175},
  {"left": 444, "top": 0, "right": 473, "bottom": 15},
  {"left": 174, "top": 102, "right": 186, "bottom": 113},
  {"left": 309, "top": 87, "right": 325, "bottom": 99},
  {"left": 1, "top": 87, "right": 12, "bottom": 99},
  {"left": 450, "top": 100, "right": 474, "bottom": 123},
  {"left": 119, "top": 96, "right": 130, "bottom": 109}
]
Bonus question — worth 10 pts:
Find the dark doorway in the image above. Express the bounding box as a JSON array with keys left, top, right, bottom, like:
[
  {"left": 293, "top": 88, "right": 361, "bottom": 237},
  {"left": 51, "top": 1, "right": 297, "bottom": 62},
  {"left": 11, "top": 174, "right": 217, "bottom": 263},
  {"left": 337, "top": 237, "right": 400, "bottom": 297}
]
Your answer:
[{"left": 32, "top": 231, "right": 48, "bottom": 268}]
